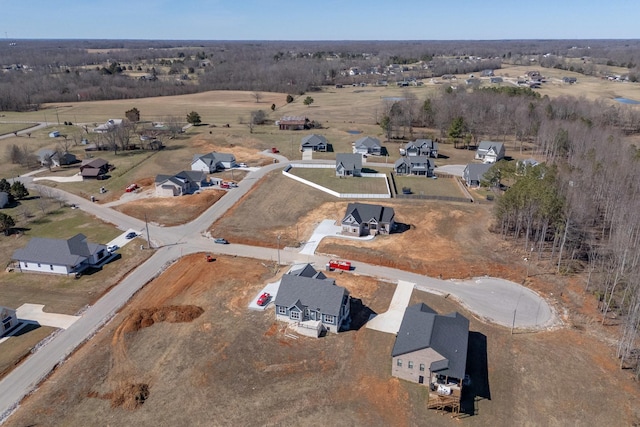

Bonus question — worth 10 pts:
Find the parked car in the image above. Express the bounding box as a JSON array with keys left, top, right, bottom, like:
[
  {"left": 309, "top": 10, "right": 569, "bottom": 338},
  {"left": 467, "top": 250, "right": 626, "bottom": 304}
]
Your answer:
[
  {"left": 214, "top": 238, "right": 228, "bottom": 244},
  {"left": 271, "top": 147, "right": 279, "bottom": 153},
  {"left": 125, "top": 232, "right": 137, "bottom": 239},
  {"left": 107, "top": 244, "right": 118, "bottom": 252},
  {"left": 238, "top": 162, "right": 248, "bottom": 168},
  {"left": 257, "top": 292, "right": 271, "bottom": 306},
  {"left": 220, "top": 182, "right": 230, "bottom": 189},
  {"left": 125, "top": 184, "right": 138, "bottom": 193},
  {"left": 228, "top": 182, "right": 238, "bottom": 188}
]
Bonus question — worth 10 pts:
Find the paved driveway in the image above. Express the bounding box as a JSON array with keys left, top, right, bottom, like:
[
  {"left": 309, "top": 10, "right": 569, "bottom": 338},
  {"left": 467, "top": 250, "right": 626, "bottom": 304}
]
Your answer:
[
  {"left": 299, "top": 219, "right": 374, "bottom": 255},
  {"left": 366, "top": 280, "right": 415, "bottom": 334}
]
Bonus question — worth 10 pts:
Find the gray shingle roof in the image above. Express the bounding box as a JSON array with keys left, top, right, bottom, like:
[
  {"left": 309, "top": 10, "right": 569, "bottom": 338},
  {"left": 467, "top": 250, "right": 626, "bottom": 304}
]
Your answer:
[
  {"left": 392, "top": 303, "right": 469, "bottom": 380},
  {"left": 287, "top": 263, "right": 327, "bottom": 280},
  {"left": 336, "top": 153, "right": 362, "bottom": 170},
  {"left": 477, "top": 141, "right": 504, "bottom": 152},
  {"left": 354, "top": 136, "right": 381, "bottom": 149},
  {"left": 343, "top": 202, "right": 395, "bottom": 225},
  {"left": 12, "top": 234, "right": 106, "bottom": 267},
  {"left": 301, "top": 134, "right": 327, "bottom": 148},
  {"left": 274, "top": 275, "right": 346, "bottom": 317},
  {"left": 464, "top": 163, "right": 492, "bottom": 182}
]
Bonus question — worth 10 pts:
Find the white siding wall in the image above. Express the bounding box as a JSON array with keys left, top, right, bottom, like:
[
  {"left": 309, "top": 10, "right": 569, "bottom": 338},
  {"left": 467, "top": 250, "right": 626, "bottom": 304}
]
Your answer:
[{"left": 20, "top": 261, "right": 71, "bottom": 275}]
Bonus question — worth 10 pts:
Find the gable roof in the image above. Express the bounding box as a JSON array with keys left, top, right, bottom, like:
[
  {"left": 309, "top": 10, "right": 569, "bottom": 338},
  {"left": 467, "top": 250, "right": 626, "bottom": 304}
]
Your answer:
[
  {"left": 477, "top": 141, "right": 504, "bottom": 152},
  {"left": 343, "top": 202, "right": 395, "bottom": 225},
  {"left": 274, "top": 275, "right": 347, "bottom": 317},
  {"left": 287, "top": 263, "right": 327, "bottom": 280},
  {"left": 301, "top": 134, "right": 327, "bottom": 147},
  {"left": 12, "top": 233, "right": 106, "bottom": 267},
  {"left": 415, "top": 139, "right": 437, "bottom": 150},
  {"left": 156, "top": 170, "right": 206, "bottom": 184},
  {"left": 80, "top": 158, "right": 108, "bottom": 169},
  {"left": 336, "top": 153, "right": 362, "bottom": 170},
  {"left": 193, "top": 151, "right": 236, "bottom": 166},
  {"left": 354, "top": 136, "right": 381, "bottom": 149},
  {"left": 392, "top": 303, "right": 469, "bottom": 380},
  {"left": 464, "top": 163, "right": 492, "bottom": 182}
]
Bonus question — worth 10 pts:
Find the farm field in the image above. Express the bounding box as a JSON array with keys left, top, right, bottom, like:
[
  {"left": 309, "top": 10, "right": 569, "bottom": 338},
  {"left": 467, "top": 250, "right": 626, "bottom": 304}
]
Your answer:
[{"left": 4, "top": 254, "right": 639, "bottom": 426}]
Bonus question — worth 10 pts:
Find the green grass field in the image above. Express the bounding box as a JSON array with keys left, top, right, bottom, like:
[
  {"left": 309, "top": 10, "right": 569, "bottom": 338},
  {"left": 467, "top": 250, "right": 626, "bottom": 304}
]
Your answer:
[
  {"left": 289, "top": 167, "right": 389, "bottom": 194},
  {"left": 393, "top": 174, "right": 465, "bottom": 198}
]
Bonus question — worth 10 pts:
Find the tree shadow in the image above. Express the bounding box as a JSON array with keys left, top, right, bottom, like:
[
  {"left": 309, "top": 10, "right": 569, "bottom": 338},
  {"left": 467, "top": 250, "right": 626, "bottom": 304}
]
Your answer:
[
  {"left": 346, "top": 297, "right": 376, "bottom": 331},
  {"left": 459, "top": 331, "right": 491, "bottom": 417},
  {"left": 436, "top": 153, "right": 449, "bottom": 160},
  {"left": 361, "top": 167, "right": 379, "bottom": 173}
]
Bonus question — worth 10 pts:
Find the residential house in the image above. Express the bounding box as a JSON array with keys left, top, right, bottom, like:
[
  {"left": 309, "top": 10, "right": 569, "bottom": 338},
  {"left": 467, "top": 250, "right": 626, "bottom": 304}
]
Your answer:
[
  {"left": 353, "top": 136, "right": 383, "bottom": 156},
  {"left": 562, "top": 76, "right": 577, "bottom": 84},
  {"left": 191, "top": 152, "right": 237, "bottom": 173},
  {"left": 0, "top": 192, "right": 9, "bottom": 208},
  {"left": 341, "top": 202, "right": 395, "bottom": 236},
  {"left": 475, "top": 141, "right": 505, "bottom": 164},
  {"left": 278, "top": 116, "right": 309, "bottom": 131},
  {"left": 335, "top": 153, "right": 362, "bottom": 177},
  {"left": 287, "top": 263, "right": 328, "bottom": 280},
  {"left": 274, "top": 271, "right": 351, "bottom": 335},
  {"left": 516, "top": 158, "right": 540, "bottom": 176},
  {"left": 463, "top": 163, "right": 492, "bottom": 187},
  {"left": 1, "top": 306, "right": 18, "bottom": 337},
  {"left": 490, "top": 77, "right": 503, "bottom": 84},
  {"left": 405, "top": 139, "right": 438, "bottom": 158},
  {"left": 391, "top": 303, "right": 469, "bottom": 388},
  {"left": 12, "top": 233, "right": 109, "bottom": 275},
  {"left": 394, "top": 156, "right": 434, "bottom": 177},
  {"left": 80, "top": 158, "right": 110, "bottom": 179},
  {"left": 155, "top": 170, "right": 207, "bottom": 197},
  {"left": 37, "top": 149, "right": 77, "bottom": 167},
  {"left": 481, "top": 69, "right": 495, "bottom": 77},
  {"left": 93, "top": 119, "right": 123, "bottom": 133},
  {"left": 300, "top": 134, "right": 328, "bottom": 152}
]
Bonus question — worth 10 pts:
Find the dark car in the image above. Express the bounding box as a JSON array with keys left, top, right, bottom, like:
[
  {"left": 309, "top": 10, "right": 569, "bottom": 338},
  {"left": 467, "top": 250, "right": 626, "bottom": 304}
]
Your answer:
[
  {"left": 125, "top": 232, "right": 137, "bottom": 239},
  {"left": 214, "top": 238, "right": 228, "bottom": 244}
]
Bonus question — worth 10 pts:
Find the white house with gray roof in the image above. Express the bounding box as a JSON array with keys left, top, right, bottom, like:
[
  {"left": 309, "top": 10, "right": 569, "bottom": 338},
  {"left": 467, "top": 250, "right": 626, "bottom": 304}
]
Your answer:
[
  {"left": 392, "top": 303, "right": 469, "bottom": 387},
  {"left": 274, "top": 271, "right": 350, "bottom": 335},
  {"left": 394, "top": 156, "right": 434, "bottom": 177},
  {"left": 342, "top": 202, "right": 395, "bottom": 236},
  {"left": 463, "top": 163, "right": 492, "bottom": 187},
  {"left": 191, "top": 151, "right": 237, "bottom": 173},
  {"left": 155, "top": 170, "right": 207, "bottom": 197},
  {"left": 405, "top": 139, "right": 438, "bottom": 158},
  {"left": 475, "top": 141, "right": 505, "bottom": 164},
  {"left": 353, "top": 136, "right": 383, "bottom": 155},
  {"left": 335, "top": 153, "right": 362, "bottom": 177},
  {"left": 12, "top": 234, "right": 108, "bottom": 275}
]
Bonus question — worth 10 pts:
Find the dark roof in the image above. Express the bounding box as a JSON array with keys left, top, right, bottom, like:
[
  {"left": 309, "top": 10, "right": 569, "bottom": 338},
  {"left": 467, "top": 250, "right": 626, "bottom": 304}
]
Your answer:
[
  {"left": 477, "top": 141, "right": 504, "bottom": 152},
  {"left": 301, "top": 134, "right": 327, "bottom": 147},
  {"left": 392, "top": 303, "right": 469, "bottom": 380},
  {"left": 156, "top": 170, "right": 205, "bottom": 184},
  {"left": 274, "top": 275, "right": 347, "bottom": 317},
  {"left": 287, "top": 263, "right": 327, "bottom": 280},
  {"left": 336, "top": 153, "right": 362, "bottom": 170},
  {"left": 0, "top": 192, "right": 8, "bottom": 208},
  {"left": 80, "top": 158, "right": 108, "bottom": 169},
  {"left": 81, "top": 168, "right": 102, "bottom": 177},
  {"left": 464, "top": 163, "right": 492, "bottom": 182},
  {"left": 343, "top": 202, "right": 395, "bottom": 225},
  {"left": 354, "top": 136, "right": 381, "bottom": 149},
  {"left": 12, "top": 233, "right": 106, "bottom": 267}
]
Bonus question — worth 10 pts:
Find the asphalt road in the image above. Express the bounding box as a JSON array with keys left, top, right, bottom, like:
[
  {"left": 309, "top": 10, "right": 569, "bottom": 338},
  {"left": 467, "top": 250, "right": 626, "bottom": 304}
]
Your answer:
[{"left": 0, "top": 151, "right": 557, "bottom": 422}]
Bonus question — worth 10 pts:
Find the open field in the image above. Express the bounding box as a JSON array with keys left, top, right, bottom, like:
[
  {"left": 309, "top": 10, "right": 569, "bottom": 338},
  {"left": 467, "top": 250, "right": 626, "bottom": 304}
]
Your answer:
[
  {"left": 289, "top": 167, "right": 389, "bottom": 194},
  {"left": 4, "top": 253, "right": 639, "bottom": 426},
  {"left": 0, "top": 123, "right": 38, "bottom": 136}
]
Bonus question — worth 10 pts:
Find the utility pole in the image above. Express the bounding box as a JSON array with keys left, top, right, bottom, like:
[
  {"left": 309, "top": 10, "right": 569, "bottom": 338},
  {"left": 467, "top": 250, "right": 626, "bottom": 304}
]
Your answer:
[
  {"left": 145, "top": 213, "right": 151, "bottom": 249},
  {"left": 277, "top": 234, "right": 281, "bottom": 266}
]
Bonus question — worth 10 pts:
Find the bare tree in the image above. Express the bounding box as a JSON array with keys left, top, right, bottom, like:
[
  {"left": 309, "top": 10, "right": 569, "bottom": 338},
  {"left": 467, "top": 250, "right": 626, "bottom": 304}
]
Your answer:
[{"left": 251, "top": 92, "right": 263, "bottom": 103}]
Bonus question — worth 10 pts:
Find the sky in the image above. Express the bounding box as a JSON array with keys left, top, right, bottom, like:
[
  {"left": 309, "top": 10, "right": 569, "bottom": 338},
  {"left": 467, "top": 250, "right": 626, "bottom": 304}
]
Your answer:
[{"left": 2, "top": 0, "right": 640, "bottom": 40}]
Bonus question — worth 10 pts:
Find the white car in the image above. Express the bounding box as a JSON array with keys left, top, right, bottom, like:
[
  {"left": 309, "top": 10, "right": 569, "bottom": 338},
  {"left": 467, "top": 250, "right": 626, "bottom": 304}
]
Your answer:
[
  {"left": 238, "top": 162, "right": 248, "bottom": 168},
  {"left": 107, "top": 244, "right": 118, "bottom": 253}
]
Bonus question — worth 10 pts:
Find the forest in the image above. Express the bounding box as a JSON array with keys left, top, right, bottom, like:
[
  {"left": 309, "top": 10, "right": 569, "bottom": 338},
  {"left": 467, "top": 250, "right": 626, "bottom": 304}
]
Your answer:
[{"left": 2, "top": 38, "right": 640, "bottom": 375}]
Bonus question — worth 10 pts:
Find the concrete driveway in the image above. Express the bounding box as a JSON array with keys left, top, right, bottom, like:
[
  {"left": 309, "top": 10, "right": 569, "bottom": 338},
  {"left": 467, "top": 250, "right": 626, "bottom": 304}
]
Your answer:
[
  {"left": 299, "top": 219, "right": 374, "bottom": 255},
  {"left": 436, "top": 164, "right": 465, "bottom": 176},
  {"left": 366, "top": 280, "right": 415, "bottom": 334},
  {"left": 247, "top": 280, "right": 281, "bottom": 311}
]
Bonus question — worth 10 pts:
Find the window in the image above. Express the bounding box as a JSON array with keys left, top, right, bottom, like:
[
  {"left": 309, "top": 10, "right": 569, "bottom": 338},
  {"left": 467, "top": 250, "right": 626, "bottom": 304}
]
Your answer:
[
  {"left": 37, "top": 263, "right": 41, "bottom": 268},
  {"left": 408, "top": 361, "right": 413, "bottom": 369},
  {"left": 290, "top": 311, "right": 300, "bottom": 320},
  {"left": 324, "top": 314, "right": 335, "bottom": 324},
  {"left": 419, "top": 364, "right": 425, "bottom": 372},
  {"left": 50, "top": 265, "right": 54, "bottom": 270},
  {"left": 277, "top": 306, "right": 287, "bottom": 315},
  {"left": 24, "top": 262, "right": 28, "bottom": 268},
  {"left": 397, "top": 359, "right": 402, "bottom": 367}
]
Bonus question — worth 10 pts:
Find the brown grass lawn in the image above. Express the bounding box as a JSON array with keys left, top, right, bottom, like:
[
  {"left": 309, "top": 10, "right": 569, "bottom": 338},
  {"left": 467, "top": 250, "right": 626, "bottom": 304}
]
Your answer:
[
  {"left": 289, "top": 167, "right": 389, "bottom": 194},
  {"left": 5, "top": 254, "right": 639, "bottom": 426},
  {"left": 392, "top": 174, "right": 465, "bottom": 198}
]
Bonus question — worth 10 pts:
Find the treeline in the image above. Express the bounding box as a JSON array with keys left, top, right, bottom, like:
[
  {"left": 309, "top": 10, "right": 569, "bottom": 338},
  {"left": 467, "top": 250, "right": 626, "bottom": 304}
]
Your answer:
[
  {"left": 416, "top": 87, "right": 640, "bottom": 375},
  {"left": 2, "top": 39, "right": 640, "bottom": 111}
]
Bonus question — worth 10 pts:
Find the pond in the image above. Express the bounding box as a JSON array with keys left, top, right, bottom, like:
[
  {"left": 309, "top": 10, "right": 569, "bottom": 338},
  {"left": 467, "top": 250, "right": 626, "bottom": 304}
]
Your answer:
[
  {"left": 613, "top": 97, "right": 640, "bottom": 105},
  {"left": 382, "top": 97, "right": 406, "bottom": 102},
  {"left": 346, "top": 130, "right": 362, "bottom": 135}
]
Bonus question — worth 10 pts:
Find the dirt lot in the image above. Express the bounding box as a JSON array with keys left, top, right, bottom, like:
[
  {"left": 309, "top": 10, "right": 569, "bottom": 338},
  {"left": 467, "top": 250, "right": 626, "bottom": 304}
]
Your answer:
[{"left": 5, "top": 253, "right": 639, "bottom": 426}]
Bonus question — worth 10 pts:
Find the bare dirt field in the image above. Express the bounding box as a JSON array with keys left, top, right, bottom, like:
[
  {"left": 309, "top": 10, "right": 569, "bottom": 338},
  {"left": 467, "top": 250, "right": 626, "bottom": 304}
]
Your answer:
[{"left": 5, "top": 254, "right": 639, "bottom": 426}]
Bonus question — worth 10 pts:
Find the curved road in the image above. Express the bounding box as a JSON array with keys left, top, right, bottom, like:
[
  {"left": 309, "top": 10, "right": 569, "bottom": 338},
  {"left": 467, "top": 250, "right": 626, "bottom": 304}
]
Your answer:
[{"left": 0, "top": 151, "right": 557, "bottom": 422}]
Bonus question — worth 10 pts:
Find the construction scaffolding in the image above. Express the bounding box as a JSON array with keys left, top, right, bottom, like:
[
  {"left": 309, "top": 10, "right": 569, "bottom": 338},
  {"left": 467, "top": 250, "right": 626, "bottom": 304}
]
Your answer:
[{"left": 427, "top": 392, "right": 461, "bottom": 417}]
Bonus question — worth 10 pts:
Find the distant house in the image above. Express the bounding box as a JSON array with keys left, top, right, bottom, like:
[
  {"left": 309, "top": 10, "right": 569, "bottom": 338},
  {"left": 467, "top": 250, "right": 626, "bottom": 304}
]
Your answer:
[
  {"left": 300, "top": 134, "right": 328, "bottom": 152},
  {"left": 12, "top": 233, "right": 109, "bottom": 275},
  {"left": 341, "top": 202, "right": 395, "bottom": 236},
  {"left": 93, "top": 119, "right": 123, "bottom": 133},
  {"left": 481, "top": 69, "right": 495, "bottom": 77},
  {"left": 353, "top": 136, "right": 383, "bottom": 156},
  {"left": 475, "top": 141, "right": 505, "bottom": 164},
  {"left": 0, "top": 192, "right": 9, "bottom": 209},
  {"left": 516, "top": 158, "right": 540, "bottom": 176},
  {"left": 191, "top": 152, "right": 237, "bottom": 173},
  {"left": 80, "top": 158, "right": 110, "bottom": 179},
  {"left": 463, "top": 163, "right": 492, "bottom": 187},
  {"left": 405, "top": 139, "right": 438, "bottom": 158},
  {"left": 155, "top": 170, "right": 207, "bottom": 197},
  {"left": 490, "top": 77, "right": 503, "bottom": 84},
  {"left": 278, "top": 116, "right": 309, "bottom": 131},
  {"left": 1, "top": 306, "right": 18, "bottom": 337},
  {"left": 37, "top": 149, "right": 78, "bottom": 168},
  {"left": 562, "top": 77, "right": 577, "bottom": 84},
  {"left": 335, "top": 153, "right": 362, "bottom": 177},
  {"left": 394, "top": 156, "right": 434, "bottom": 177},
  {"left": 274, "top": 268, "right": 351, "bottom": 335},
  {"left": 391, "top": 303, "right": 469, "bottom": 389}
]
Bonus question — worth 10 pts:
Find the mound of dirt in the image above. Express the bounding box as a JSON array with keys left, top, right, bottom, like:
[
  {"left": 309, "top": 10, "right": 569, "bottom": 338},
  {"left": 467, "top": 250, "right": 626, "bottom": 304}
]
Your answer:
[
  {"left": 109, "top": 383, "right": 150, "bottom": 410},
  {"left": 120, "top": 305, "right": 204, "bottom": 334}
]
